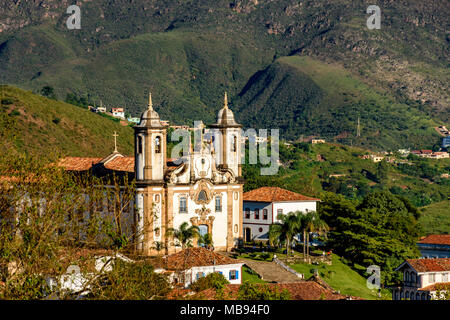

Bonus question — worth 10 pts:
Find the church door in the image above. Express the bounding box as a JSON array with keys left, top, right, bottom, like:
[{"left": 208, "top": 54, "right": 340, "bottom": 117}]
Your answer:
[
  {"left": 198, "top": 225, "right": 208, "bottom": 247},
  {"left": 245, "top": 228, "right": 251, "bottom": 242}
]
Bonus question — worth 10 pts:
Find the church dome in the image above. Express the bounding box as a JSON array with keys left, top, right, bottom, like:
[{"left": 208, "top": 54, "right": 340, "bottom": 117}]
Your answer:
[
  {"left": 138, "top": 93, "right": 165, "bottom": 128},
  {"left": 214, "top": 93, "right": 239, "bottom": 126}
]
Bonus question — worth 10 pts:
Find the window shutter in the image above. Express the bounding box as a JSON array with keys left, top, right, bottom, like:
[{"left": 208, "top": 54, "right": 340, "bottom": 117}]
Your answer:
[
  {"left": 229, "top": 271, "right": 232, "bottom": 280},
  {"left": 236, "top": 270, "right": 239, "bottom": 280}
]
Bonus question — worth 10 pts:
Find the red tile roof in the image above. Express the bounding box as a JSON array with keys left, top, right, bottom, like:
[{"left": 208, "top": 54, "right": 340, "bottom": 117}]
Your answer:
[
  {"left": 163, "top": 247, "right": 241, "bottom": 270},
  {"left": 418, "top": 235, "right": 450, "bottom": 246},
  {"left": 419, "top": 282, "right": 450, "bottom": 292},
  {"left": 192, "top": 281, "right": 360, "bottom": 300},
  {"left": 104, "top": 156, "right": 135, "bottom": 172},
  {"left": 57, "top": 157, "right": 103, "bottom": 171},
  {"left": 243, "top": 187, "right": 320, "bottom": 202},
  {"left": 406, "top": 258, "right": 450, "bottom": 273}
]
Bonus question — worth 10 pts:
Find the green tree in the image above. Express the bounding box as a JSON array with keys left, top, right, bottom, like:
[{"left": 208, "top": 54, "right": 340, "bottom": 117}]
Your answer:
[
  {"left": 268, "top": 212, "right": 300, "bottom": 260},
  {"left": 303, "top": 211, "right": 329, "bottom": 262},
  {"left": 190, "top": 272, "right": 229, "bottom": 293},
  {"left": 237, "top": 281, "right": 290, "bottom": 300},
  {"left": 41, "top": 86, "right": 56, "bottom": 99},
  {"left": 167, "top": 222, "right": 200, "bottom": 250}
]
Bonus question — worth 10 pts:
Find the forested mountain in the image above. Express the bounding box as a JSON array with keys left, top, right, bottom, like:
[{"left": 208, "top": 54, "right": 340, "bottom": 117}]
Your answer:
[{"left": 0, "top": 0, "right": 448, "bottom": 150}]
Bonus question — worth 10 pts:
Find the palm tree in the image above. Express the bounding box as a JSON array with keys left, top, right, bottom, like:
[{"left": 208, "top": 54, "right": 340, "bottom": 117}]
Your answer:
[
  {"left": 269, "top": 212, "right": 300, "bottom": 261},
  {"left": 198, "top": 233, "right": 213, "bottom": 249},
  {"left": 166, "top": 222, "right": 200, "bottom": 250},
  {"left": 303, "top": 211, "right": 329, "bottom": 263}
]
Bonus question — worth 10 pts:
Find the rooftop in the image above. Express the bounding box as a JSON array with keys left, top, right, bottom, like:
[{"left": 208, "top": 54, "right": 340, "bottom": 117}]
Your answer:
[
  {"left": 243, "top": 187, "right": 320, "bottom": 203},
  {"left": 403, "top": 258, "right": 450, "bottom": 273},
  {"left": 163, "top": 247, "right": 241, "bottom": 270},
  {"left": 418, "top": 235, "right": 450, "bottom": 246}
]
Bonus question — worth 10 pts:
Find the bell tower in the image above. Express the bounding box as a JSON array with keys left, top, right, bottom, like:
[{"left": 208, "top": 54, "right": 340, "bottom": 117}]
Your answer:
[
  {"left": 134, "top": 93, "right": 167, "bottom": 182},
  {"left": 134, "top": 93, "right": 168, "bottom": 254},
  {"left": 209, "top": 92, "right": 243, "bottom": 178}
]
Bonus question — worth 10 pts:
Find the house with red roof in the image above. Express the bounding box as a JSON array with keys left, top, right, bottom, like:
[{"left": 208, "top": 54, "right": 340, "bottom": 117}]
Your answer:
[
  {"left": 417, "top": 234, "right": 450, "bottom": 258},
  {"left": 153, "top": 247, "right": 244, "bottom": 288},
  {"left": 392, "top": 258, "right": 450, "bottom": 300},
  {"left": 242, "top": 187, "right": 320, "bottom": 242}
]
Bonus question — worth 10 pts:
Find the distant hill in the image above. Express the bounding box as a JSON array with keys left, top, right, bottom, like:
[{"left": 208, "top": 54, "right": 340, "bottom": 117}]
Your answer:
[
  {"left": 0, "top": 0, "right": 448, "bottom": 150},
  {"left": 0, "top": 85, "right": 134, "bottom": 158},
  {"left": 235, "top": 56, "right": 442, "bottom": 150}
]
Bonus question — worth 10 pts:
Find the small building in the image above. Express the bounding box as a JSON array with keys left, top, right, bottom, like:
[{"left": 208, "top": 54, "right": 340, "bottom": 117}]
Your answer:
[
  {"left": 443, "top": 136, "right": 450, "bottom": 148},
  {"left": 111, "top": 108, "right": 125, "bottom": 119},
  {"left": 242, "top": 187, "right": 320, "bottom": 242},
  {"left": 370, "top": 154, "right": 384, "bottom": 162},
  {"left": 127, "top": 117, "right": 141, "bottom": 124},
  {"left": 430, "top": 152, "right": 449, "bottom": 159},
  {"left": 311, "top": 139, "right": 325, "bottom": 144},
  {"left": 158, "top": 247, "right": 244, "bottom": 288},
  {"left": 418, "top": 235, "right": 450, "bottom": 258},
  {"left": 392, "top": 258, "right": 450, "bottom": 300},
  {"left": 96, "top": 106, "right": 107, "bottom": 113}
]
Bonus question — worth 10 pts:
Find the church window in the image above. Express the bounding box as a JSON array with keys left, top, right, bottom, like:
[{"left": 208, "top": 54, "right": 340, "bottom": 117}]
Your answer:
[
  {"left": 231, "top": 135, "right": 237, "bottom": 152},
  {"left": 245, "top": 208, "right": 250, "bottom": 219},
  {"left": 198, "top": 190, "right": 207, "bottom": 202},
  {"left": 155, "top": 228, "right": 160, "bottom": 237},
  {"left": 138, "top": 136, "right": 143, "bottom": 154},
  {"left": 215, "top": 196, "right": 222, "bottom": 212},
  {"left": 234, "top": 224, "right": 238, "bottom": 233},
  {"left": 155, "top": 136, "right": 161, "bottom": 153},
  {"left": 155, "top": 194, "right": 160, "bottom": 202},
  {"left": 179, "top": 197, "right": 187, "bottom": 213},
  {"left": 255, "top": 209, "right": 260, "bottom": 220},
  {"left": 263, "top": 209, "right": 268, "bottom": 220}
]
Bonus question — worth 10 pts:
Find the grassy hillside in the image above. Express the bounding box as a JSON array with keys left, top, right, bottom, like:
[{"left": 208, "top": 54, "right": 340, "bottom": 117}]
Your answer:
[
  {"left": 290, "top": 254, "right": 391, "bottom": 300},
  {"left": 236, "top": 56, "right": 442, "bottom": 150},
  {"left": 419, "top": 201, "right": 450, "bottom": 235},
  {"left": 0, "top": 85, "right": 134, "bottom": 159}
]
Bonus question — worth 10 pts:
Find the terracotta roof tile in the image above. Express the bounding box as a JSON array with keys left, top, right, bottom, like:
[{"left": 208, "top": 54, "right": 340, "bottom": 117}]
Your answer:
[
  {"left": 243, "top": 187, "right": 320, "bottom": 202},
  {"left": 419, "top": 282, "right": 450, "bottom": 292},
  {"left": 104, "top": 156, "right": 135, "bottom": 172},
  {"left": 418, "top": 235, "right": 450, "bottom": 246},
  {"left": 406, "top": 258, "right": 450, "bottom": 273},
  {"left": 164, "top": 247, "right": 241, "bottom": 270},
  {"left": 194, "top": 281, "right": 360, "bottom": 300},
  {"left": 57, "top": 157, "right": 102, "bottom": 171}
]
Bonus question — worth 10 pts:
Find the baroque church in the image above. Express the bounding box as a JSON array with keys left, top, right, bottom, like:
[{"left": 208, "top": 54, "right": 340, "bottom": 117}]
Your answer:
[{"left": 133, "top": 93, "right": 244, "bottom": 255}]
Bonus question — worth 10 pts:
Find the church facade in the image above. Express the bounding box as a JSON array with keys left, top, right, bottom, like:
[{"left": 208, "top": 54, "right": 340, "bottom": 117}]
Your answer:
[{"left": 134, "top": 94, "right": 244, "bottom": 255}]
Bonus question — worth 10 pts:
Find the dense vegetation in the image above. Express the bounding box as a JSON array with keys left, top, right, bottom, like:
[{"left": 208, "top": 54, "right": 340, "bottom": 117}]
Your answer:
[
  {"left": 318, "top": 191, "right": 422, "bottom": 286},
  {"left": 0, "top": 0, "right": 447, "bottom": 150}
]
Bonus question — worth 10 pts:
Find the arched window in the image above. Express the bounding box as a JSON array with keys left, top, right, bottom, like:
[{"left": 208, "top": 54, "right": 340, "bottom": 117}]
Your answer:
[
  {"left": 254, "top": 209, "right": 260, "bottom": 220},
  {"left": 231, "top": 135, "right": 237, "bottom": 152},
  {"left": 263, "top": 209, "right": 268, "bottom": 220},
  {"left": 405, "top": 271, "right": 409, "bottom": 282},
  {"left": 138, "top": 136, "right": 143, "bottom": 154},
  {"left": 155, "top": 136, "right": 161, "bottom": 153},
  {"left": 405, "top": 291, "right": 409, "bottom": 300},
  {"left": 245, "top": 208, "right": 250, "bottom": 219},
  {"left": 416, "top": 293, "right": 420, "bottom": 300}
]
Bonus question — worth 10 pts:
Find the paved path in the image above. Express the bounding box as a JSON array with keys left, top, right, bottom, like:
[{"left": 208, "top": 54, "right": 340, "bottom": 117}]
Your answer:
[{"left": 238, "top": 258, "right": 303, "bottom": 283}]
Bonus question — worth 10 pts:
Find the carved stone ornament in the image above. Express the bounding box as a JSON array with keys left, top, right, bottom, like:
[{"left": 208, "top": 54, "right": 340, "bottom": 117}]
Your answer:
[
  {"left": 195, "top": 205, "right": 211, "bottom": 220},
  {"left": 189, "top": 179, "right": 216, "bottom": 205}
]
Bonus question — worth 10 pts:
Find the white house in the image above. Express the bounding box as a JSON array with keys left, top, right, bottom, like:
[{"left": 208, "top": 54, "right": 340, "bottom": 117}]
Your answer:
[
  {"left": 158, "top": 247, "right": 244, "bottom": 288},
  {"left": 242, "top": 187, "right": 320, "bottom": 242},
  {"left": 392, "top": 258, "right": 450, "bottom": 300},
  {"left": 111, "top": 107, "right": 125, "bottom": 119}
]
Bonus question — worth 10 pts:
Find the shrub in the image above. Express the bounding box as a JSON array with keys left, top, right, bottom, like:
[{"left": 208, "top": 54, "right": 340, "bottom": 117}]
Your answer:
[{"left": 190, "top": 272, "right": 229, "bottom": 292}]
